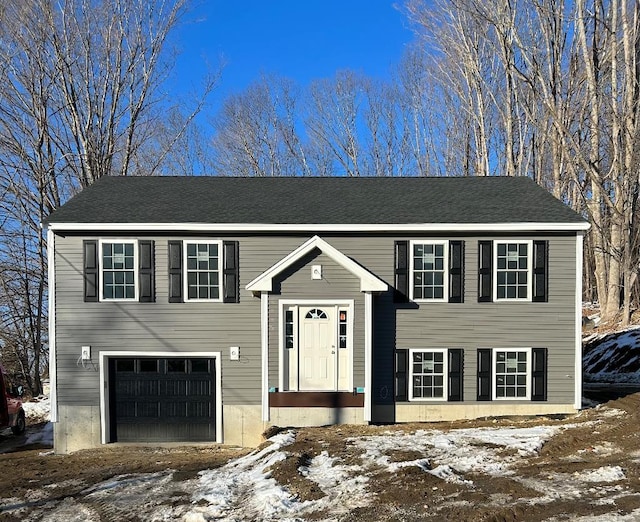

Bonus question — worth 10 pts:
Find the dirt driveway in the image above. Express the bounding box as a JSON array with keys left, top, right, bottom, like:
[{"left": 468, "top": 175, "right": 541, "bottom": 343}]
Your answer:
[{"left": 1, "top": 395, "right": 640, "bottom": 521}]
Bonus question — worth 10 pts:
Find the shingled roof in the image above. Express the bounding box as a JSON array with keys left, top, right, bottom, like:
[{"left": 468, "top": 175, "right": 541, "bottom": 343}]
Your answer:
[{"left": 45, "top": 176, "right": 587, "bottom": 227}]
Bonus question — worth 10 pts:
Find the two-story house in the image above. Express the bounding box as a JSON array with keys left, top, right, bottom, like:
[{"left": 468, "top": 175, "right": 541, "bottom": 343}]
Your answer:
[{"left": 45, "top": 176, "right": 589, "bottom": 453}]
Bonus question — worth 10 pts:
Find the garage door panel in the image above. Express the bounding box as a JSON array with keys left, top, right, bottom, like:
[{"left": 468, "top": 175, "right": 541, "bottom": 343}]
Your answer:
[
  {"left": 190, "top": 379, "right": 212, "bottom": 396},
  {"left": 109, "top": 357, "right": 216, "bottom": 443},
  {"left": 188, "top": 401, "right": 211, "bottom": 417}
]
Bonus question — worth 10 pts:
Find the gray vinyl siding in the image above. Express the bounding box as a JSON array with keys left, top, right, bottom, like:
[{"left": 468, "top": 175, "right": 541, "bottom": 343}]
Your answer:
[
  {"left": 381, "top": 235, "right": 577, "bottom": 405},
  {"left": 55, "top": 235, "right": 266, "bottom": 407},
  {"left": 54, "top": 232, "right": 578, "bottom": 410}
]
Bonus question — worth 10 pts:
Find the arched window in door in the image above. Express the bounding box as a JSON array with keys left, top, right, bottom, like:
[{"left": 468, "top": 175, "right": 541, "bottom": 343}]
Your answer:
[{"left": 305, "top": 308, "right": 328, "bottom": 319}]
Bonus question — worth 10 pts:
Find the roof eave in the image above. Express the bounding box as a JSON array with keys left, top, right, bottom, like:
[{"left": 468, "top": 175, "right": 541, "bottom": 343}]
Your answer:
[{"left": 46, "top": 221, "right": 591, "bottom": 232}]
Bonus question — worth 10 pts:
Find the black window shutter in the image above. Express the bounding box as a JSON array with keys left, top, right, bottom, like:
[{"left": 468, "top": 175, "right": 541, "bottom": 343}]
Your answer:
[
  {"left": 531, "top": 348, "right": 548, "bottom": 401},
  {"left": 477, "top": 348, "right": 492, "bottom": 401},
  {"left": 395, "top": 349, "right": 409, "bottom": 401},
  {"left": 168, "top": 241, "right": 183, "bottom": 303},
  {"left": 448, "top": 349, "right": 464, "bottom": 401},
  {"left": 394, "top": 241, "right": 409, "bottom": 303},
  {"left": 532, "top": 241, "right": 548, "bottom": 302},
  {"left": 83, "top": 240, "right": 98, "bottom": 302},
  {"left": 449, "top": 241, "right": 464, "bottom": 303},
  {"left": 138, "top": 240, "right": 155, "bottom": 303},
  {"left": 478, "top": 240, "right": 493, "bottom": 302},
  {"left": 223, "top": 241, "right": 240, "bottom": 303}
]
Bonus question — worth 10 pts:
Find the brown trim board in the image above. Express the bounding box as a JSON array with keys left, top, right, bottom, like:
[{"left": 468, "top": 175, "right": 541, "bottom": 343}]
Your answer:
[{"left": 269, "top": 392, "right": 364, "bottom": 408}]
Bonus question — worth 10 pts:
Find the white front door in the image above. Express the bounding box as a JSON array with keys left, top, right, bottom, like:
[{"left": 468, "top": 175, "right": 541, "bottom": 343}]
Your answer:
[{"left": 299, "top": 307, "right": 335, "bottom": 390}]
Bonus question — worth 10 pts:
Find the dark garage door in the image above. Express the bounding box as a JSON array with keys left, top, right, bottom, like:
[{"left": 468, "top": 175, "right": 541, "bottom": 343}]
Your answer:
[{"left": 109, "top": 357, "right": 216, "bottom": 442}]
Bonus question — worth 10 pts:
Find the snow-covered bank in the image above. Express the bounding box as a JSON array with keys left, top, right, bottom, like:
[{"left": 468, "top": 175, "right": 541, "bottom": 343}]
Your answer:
[{"left": 584, "top": 326, "right": 640, "bottom": 384}]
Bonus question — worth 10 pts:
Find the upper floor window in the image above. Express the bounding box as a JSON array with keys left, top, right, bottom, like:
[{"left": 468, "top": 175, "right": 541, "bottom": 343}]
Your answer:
[
  {"left": 494, "top": 241, "right": 532, "bottom": 301},
  {"left": 100, "top": 240, "right": 137, "bottom": 300},
  {"left": 410, "top": 240, "right": 448, "bottom": 302},
  {"left": 184, "top": 241, "right": 222, "bottom": 301}
]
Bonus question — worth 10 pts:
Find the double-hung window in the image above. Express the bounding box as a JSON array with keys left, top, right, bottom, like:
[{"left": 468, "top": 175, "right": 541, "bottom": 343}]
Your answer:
[
  {"left": 409, "top": 349, "right": 447, "bottom": 400},
  {"left": 494, "top": 241, "right": 532, "bottom": 301},
  {"left": 100, "top": 240, "right": 137, "bottom": 300},
  {"left": 493, "top": 348, "right": 531, "bottom": 400},
  {"left": 410, "top": 240, "right": 448, "bottom": 302},
  {"left": 184, "top": 241, "right": 222, "bottom": 301}
]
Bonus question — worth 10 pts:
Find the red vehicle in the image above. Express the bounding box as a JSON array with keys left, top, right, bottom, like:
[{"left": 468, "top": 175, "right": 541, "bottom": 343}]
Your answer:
[{"left": 0, "top": 365, "right": 25, "bottom": 435}]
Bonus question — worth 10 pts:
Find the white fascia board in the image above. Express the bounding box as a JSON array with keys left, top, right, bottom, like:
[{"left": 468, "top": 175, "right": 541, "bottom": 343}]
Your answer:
[
  {"left": 46, "top": 228, "right": 58, "bottom": 423},
  {"left": 575, "top": 232, "right": 584, "bottom": 410},
  {"left": 245, "top": 235, "right": 388, "bottom": 293},
  {"left": 261, "top": 293, "right": 270, "bottom": 422},
  {"left": 364, "top": 292, "right": 373, "bottom": 422},
  {"left": 47, "top": 221, "right": 591, "bottom": 232}
]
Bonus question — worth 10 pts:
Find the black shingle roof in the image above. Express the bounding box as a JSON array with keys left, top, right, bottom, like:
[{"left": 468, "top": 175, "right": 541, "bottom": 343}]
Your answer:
[{"left": 45, "top": 176, "right": 586, "bottom": 225}]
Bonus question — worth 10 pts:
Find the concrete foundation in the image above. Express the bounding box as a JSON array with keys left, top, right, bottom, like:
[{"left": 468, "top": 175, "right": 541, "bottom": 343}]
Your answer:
[
  {"left": 268, "top": 407, "right": 365, "bottom": 427},
  {"left": 54, "top": 405, "right": 102, "bottom": 454},
  {"left": 393, "top": 402, "right": 577, "bottom": 423},
  {"left": 52, "top": 402, "right": 576, "bottom": 454},
  {"left": 222, "top": 405, "right": 265, "bottom": 447}
]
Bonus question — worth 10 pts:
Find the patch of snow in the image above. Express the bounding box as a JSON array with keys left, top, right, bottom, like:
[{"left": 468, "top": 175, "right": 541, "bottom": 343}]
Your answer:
[
  {"left": 577, "top": 441, "right": 618, "bottom": 457},
  {"left": 428, "top": 464, "right": 471, "bottom": 485},
  {"left": 584, "top": 327, "right": 640, "bottom": 383},
  {"left": 23, "top": 396, "right": 50, "bottom": 423},
  {"left": 183, "top": 431, "right": 371, "bottom": 521},
  {"left": 184, "top": 431, "right": 301, "bottom": 520},
  {"left": 578, "top": 466, "right": 626, "bottom": 483},
  {"left": 299, "top": 451, "right": 370, "bottom": 513},
  {"left": 351, "top": 425, "right": 561, "bottom": 482}
]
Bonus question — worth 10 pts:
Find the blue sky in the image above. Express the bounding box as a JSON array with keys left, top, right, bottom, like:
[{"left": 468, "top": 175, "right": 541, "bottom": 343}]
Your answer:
[{"left": 172, "top": 1, "right": 416, "bottom": 102}]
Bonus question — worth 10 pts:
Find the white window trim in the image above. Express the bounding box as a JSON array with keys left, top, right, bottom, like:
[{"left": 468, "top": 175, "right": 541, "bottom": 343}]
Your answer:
[
  {"left": 99, "top": 239, "right": 138, "bottom": 302},
  {"left": 183, "top": 239, "right": 223, "bottom": 302},
  {"left": 408, "top": 348, "right": 448, "bottom": 401},
  {"left": 493, "top": 240, "right": 533, "bottom": 302},
  {"left": 278, "top": 299, "right": 354, "bottom": 393},
  {"left": 409, "top": 240, "right": 449, "bottom": 303},
  {"left": 492, "top": 347, "right": 532, "bottom": 401}
]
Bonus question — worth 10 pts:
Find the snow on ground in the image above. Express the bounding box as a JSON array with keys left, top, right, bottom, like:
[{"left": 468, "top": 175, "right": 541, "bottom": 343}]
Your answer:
[
  {"left": 583, "top": 326, "right": 640, "bottom": 384},
  {"left": 22, "top": 396, "right": 53, "bottom": 447},
  {"left": 30, "top": 423, "right": 574, "bottom": 521},
  {"left": 23, "top": 396, "right": 51, "bottom": 424},
  {"left": 183, "top": 430, "right": 369, "bottom": 521},
  {"left": 8, "top": 409, "right": 637, "bottom": 521},
  {"left": 351, "top": 425, "right": 562, "bottom": 484}
]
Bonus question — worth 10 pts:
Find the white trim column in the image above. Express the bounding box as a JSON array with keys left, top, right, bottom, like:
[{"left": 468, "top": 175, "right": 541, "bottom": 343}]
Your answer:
[
  {"left": 574, "top": 232, "right": 584, "bottom": 410},
  {"left": 261, "top": 292, "right": 270, "bottom": 421},
  {"left": 47, "top": 228, "right": 58, "bottom": 423},
  {"left": 364, "top": 292, "right": 373, "bottom": 422}
]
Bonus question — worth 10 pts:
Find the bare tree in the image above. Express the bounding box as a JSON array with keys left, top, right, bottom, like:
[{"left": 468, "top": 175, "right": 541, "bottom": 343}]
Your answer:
[
  {"left": 403, "top": 0, "right": 640, "bottom": 323},
  {"left": 211, "top": 75, "right": 310, "bottom": 177},
  {"left": 0, "top": 0, "right": 214, "bottom": 393}
]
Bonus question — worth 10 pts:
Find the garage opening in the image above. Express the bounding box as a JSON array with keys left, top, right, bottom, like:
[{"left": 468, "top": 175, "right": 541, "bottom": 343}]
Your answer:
[{"left": 108, "top": 357, "right": 216, "bottom": 442}]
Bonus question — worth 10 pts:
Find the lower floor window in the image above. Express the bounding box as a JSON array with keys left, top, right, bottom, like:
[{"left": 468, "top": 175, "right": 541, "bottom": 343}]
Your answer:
[
  {"left": 494, "top": 349, "right": 530, "bottom": 399},
  {"left": 409, "top": 349, "right": 447, "bottom": 400}
]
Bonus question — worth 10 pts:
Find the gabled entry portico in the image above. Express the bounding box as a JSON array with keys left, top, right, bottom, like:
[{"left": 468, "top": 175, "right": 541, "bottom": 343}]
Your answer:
[{"left": 246, "top": 236, "right": 387, "bottom": 425}]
